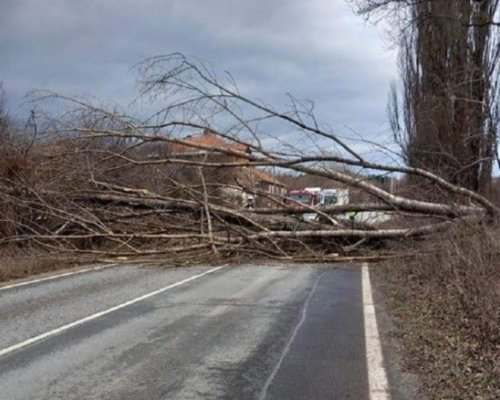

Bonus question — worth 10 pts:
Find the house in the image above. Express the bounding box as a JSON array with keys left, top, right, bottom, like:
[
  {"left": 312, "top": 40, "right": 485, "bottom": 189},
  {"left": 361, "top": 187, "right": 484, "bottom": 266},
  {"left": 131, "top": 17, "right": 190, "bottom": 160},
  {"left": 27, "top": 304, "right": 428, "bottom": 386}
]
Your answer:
[
  {"left": 163, "top": 130, "right": 287, "bottom": 208},
  {"left": 241, "top": 167, "right": 287, "bottom": 208}
]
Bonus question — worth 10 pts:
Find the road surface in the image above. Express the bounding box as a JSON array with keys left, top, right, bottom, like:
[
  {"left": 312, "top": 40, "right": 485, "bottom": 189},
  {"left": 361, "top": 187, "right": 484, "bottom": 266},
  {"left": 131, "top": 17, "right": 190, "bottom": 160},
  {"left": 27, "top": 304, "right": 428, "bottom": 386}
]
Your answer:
[{"left": 0, "top": 263, "right": 391, "bottom": 399}]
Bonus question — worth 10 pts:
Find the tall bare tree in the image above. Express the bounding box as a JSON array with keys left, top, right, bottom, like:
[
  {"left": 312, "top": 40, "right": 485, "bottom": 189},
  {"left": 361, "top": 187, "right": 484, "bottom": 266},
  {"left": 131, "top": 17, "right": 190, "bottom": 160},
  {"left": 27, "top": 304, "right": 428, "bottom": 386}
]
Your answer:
[{"left": 356, "top": 0, "right": 500, "bottom": 196}]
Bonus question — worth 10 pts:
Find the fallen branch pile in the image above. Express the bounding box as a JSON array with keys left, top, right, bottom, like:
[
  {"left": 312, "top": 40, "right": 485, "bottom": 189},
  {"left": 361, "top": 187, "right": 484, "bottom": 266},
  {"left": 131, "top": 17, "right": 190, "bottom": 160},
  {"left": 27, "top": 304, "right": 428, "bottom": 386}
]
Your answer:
[{"left": 1, "top": 54, "right": 497, "bottom": 264}]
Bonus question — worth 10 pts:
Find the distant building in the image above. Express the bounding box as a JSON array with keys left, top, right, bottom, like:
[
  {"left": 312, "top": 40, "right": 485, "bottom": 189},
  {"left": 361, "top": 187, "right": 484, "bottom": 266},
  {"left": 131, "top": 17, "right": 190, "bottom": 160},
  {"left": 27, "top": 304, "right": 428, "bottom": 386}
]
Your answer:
[
  {"left": 241, "top": 167, "right": 288, "bottom": 208},
  {"left": 158, "top": 129, "right": 287, "bottom": 208}
]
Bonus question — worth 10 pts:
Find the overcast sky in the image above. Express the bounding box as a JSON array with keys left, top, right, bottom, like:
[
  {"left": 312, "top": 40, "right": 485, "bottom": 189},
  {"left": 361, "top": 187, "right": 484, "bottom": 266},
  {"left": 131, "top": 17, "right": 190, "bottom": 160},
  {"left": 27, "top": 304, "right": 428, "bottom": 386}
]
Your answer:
[{"left": 1, "top": 0, "right": 398, "bottom": 159}]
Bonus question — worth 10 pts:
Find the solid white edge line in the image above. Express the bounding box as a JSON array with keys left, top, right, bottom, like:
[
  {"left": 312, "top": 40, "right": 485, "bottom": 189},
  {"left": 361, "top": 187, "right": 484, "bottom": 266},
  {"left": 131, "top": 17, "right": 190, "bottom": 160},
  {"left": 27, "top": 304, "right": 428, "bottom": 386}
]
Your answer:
[
  {"left": 0, "top": 264, "right": 119, "bottom": 292},
  {"left": 362, "top": 262, "right": 391, "bottom": 400},
  {"left": 0, "top": 265, "right": 225, "bottom": 358}
]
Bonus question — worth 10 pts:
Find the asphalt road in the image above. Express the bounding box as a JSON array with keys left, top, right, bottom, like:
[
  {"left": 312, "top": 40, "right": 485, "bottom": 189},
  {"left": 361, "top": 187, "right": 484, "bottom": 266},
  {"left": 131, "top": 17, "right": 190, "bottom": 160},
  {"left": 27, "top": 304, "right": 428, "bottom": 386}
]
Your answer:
[{"left": 0, "top": 263, "right": 377, "bottom": 400}]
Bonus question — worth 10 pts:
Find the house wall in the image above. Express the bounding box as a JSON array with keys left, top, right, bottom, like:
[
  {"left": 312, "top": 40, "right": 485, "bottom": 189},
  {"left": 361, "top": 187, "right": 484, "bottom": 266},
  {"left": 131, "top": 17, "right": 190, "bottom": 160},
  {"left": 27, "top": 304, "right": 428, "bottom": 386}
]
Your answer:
[{"left": 255, "top": 182, "right": 287, "bottom": 208}]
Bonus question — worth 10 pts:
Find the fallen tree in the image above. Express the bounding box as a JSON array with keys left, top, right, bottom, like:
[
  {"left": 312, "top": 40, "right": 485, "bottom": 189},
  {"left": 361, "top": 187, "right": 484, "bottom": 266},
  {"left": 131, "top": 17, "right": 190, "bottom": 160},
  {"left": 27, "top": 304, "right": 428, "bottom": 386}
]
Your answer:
[{"left": 1, "top": 54, "right": 498, "bottom": 263}]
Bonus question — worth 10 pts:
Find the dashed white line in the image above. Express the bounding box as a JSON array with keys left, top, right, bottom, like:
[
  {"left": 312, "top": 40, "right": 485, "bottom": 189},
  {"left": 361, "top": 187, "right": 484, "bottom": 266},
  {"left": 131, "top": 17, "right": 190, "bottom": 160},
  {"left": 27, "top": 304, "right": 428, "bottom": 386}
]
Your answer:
[
  {"left": 0, "top": 264, "right": 118, "bottom": 292},
  {"left": 362, "top": 262, "right": 391, "bottom": 400},
  {"left": 0, "top": 265, "right": 225, "bottom": 358}
]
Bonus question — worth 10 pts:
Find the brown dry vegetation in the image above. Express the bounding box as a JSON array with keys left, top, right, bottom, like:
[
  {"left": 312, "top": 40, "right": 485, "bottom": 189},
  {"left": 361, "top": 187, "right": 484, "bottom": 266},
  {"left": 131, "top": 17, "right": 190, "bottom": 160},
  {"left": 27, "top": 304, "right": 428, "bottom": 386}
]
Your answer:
[
  {"left": 373, "top": 223, "right": 500, "bottom": 399},
  {"left": 0, "top": 246, "right": 80, "bottom": 283}
]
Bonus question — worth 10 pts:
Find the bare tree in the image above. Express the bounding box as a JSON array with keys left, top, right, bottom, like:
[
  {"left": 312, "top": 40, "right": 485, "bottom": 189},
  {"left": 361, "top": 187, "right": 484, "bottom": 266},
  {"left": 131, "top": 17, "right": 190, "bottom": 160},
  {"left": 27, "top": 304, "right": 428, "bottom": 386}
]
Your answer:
[{"left": 355, "top": 0, "right": 500, "bottom": 196}]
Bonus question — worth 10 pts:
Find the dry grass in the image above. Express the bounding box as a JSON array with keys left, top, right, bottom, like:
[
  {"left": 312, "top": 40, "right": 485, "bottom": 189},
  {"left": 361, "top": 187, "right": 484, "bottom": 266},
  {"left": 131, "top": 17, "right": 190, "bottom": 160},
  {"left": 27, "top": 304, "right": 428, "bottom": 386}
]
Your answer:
[
  {"left": 373, "top": 222, "right": 500, "bottom": 399},
  {"left": 0, "top": 247, "right": 80, "bottom": 283}
]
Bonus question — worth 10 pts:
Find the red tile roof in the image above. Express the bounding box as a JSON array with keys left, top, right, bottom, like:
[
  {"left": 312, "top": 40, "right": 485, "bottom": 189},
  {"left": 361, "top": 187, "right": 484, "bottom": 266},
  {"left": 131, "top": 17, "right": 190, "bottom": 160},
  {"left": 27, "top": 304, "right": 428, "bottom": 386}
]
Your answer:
[{"left": 168, "top": 130, "right": 250, "bottom": 155}]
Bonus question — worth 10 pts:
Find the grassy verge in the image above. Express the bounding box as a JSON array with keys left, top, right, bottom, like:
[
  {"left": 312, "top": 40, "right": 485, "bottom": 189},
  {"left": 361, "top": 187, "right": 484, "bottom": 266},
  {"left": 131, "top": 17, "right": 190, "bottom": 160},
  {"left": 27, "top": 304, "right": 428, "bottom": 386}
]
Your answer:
[
  {"left": 0, "top": 248, "right": 82, "bottom": 283},
  {"left": 372, "top": 223, "right": 499, "bottom": 399}
]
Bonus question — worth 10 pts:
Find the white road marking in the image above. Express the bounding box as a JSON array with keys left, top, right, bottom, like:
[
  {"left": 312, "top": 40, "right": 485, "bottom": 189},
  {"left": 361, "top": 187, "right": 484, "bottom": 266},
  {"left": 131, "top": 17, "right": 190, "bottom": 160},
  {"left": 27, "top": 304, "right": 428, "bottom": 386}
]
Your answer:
[
  {"left": 0, "top": 265, "right": 225, "bottom": 358},
  {"left": 362, "top": 263, "right": 391, "bottom": 400},
  {"left": 0, "top": 264, "right": 118, "bottom": 292}
]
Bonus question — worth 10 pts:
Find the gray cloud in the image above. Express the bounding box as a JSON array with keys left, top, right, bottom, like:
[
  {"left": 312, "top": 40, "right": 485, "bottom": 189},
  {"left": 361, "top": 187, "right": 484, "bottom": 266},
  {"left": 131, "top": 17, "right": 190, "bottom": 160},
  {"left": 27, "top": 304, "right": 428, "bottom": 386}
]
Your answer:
[{"left": 0, "top": 0, "right": 397, "bottom": 157}]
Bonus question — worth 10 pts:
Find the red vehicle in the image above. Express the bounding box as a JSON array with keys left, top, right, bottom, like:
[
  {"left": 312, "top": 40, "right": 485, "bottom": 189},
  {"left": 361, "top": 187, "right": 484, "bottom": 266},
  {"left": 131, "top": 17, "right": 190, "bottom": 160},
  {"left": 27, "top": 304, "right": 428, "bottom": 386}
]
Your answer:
[{"left": 286, "top": 189, "right": 320, "bottom": 208}]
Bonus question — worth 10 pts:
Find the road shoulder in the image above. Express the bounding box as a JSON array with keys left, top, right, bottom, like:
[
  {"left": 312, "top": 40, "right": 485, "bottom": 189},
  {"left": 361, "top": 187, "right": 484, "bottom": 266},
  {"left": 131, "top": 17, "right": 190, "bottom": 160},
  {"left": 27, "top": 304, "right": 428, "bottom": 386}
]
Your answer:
[{"left": 369, "top": 264, "right": 423, "bottom": 400}]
